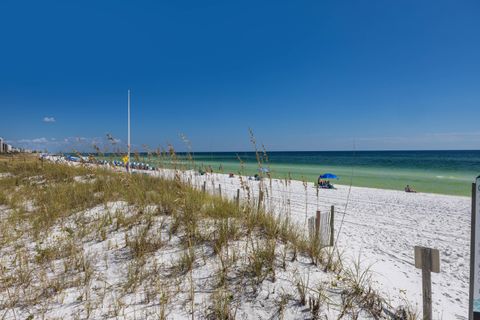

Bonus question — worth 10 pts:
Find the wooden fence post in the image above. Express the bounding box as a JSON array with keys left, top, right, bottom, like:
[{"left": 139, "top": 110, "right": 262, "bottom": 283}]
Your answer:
[
  {"left": 308, "top": 217, "right": 315, "bottom": 240},
  {"left": 236, "top": 189, "right": 240, "bottom": 207},
  {"left": 258, "top": 189, "right": 264, "bottom": 211},
  {"left": 330, "top": 205, "right": 335, "bottom": 246},
  {"left": 219, "top": 184, "right": 222, "bottom": 197},
  {"left": 202, "top": 181, "right": 206, "bottom": 193},
  {"left": 315, "top": 210, "right": 321, "bottom": 245}
]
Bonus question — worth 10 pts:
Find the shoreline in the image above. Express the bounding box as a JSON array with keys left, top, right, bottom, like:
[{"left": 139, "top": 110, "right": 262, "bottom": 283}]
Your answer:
[{"left": 87, "top": 152, "right": 478, "bottom": 197}]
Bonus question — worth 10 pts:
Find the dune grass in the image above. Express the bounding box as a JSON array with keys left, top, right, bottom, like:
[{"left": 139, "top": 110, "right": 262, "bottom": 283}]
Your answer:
[{"left": 0, "top": 154, "right": 417, "bottom": 319}]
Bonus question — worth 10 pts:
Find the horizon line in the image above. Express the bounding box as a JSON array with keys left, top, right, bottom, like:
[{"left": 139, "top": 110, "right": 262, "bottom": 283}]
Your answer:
[{"left": 62, "top": 149, "right": 480, "bottom": 154}]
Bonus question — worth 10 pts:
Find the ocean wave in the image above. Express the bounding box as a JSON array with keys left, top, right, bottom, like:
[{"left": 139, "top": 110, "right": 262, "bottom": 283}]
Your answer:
[{"left": 436, "top": 175, "right": 458, "bottom": 179}]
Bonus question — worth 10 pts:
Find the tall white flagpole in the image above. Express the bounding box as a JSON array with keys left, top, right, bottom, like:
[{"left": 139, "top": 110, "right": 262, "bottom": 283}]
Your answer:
[{"left": 127, "top": 89, "right": 131, "bottom": 168}]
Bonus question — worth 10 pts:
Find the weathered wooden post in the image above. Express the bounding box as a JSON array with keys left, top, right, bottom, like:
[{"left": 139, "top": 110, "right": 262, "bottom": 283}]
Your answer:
[
  {"left": 202, "top": 181, "right": 206, "bottom": 193},
  {"left": 218, "top": 184, "right": 222, "bottom": 197},
  {"left": 469, "top": 177, "right": 480, "bottom": 320},
  {"left": 315, "top": 210, "right": 321, "bottom": 245},
  {"left": 330, "top": 206, "right": 335, "bottom": 246},
  {"left": 258, "top": 189, "right": 264, "bottom": 211},
  {"left": 236, "top": 189, "right": 240, "bottom": 207},
  {"left": 308, "top": 217, "right": 315, "bottom": 240},
  {"left": 414, "top": 246, "right": 440, "bottom": 320}
]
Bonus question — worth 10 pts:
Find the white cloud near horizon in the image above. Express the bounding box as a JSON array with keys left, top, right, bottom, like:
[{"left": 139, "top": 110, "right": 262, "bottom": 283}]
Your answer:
[
  {"left": 43, "top": 117, "right": 56, "bottom": 123},
  {"left": 8, "top": 131, "right": 480, "bottom": 152},
  {"left": 12, "top": 136, "right": 124, "bottom": 152},
  {"left": 18, "top": 137, "right": 49, "bottom": 144}
]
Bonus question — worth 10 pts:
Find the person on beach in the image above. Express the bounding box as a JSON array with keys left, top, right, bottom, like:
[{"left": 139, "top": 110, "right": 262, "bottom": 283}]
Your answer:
[
  {"left": 317, "top": 177, "right": 324, "bottom": 187},
  {"left": 405, "top": 185, "right": 416, "bottom": 193}
]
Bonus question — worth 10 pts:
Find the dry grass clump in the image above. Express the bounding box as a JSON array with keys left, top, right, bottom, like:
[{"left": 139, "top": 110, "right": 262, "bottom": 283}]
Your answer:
[
  {"left": 125, "top": 218, "right": 164, "bottom": 260},
  {"left": 208, "top": 288, "right": 236, "bottom": 319}
]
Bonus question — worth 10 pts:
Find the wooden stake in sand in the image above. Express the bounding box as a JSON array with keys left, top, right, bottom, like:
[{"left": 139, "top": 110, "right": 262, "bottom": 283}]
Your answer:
[
  {"left": 330, "top": 205, "right": 335, "bottom": 247},
  {"left": 258, "top": 189, "right": 264, "bottom": 211},
  {"left": 414, "top": 246, "right": 440, "bottom": 320},
  {"left": 469, "top": 178, "right": 480, "bottom": 320},
  {"left": 315, "top": 210, "right": 321, "bottom": 246}
]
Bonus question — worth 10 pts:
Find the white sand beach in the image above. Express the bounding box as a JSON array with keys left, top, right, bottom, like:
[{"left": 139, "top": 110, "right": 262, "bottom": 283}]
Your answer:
[
  {"left": 149, "top": 167, "right": 471, "bottom": 319},
  {"left": 22, "top": 156, "right": 471, "bottom": 319}
]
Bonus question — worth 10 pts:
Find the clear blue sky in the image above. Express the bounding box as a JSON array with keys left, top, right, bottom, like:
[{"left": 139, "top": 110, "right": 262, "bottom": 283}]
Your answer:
[{"left": 1, "top": 0, "right": 479, "bottom": 152}]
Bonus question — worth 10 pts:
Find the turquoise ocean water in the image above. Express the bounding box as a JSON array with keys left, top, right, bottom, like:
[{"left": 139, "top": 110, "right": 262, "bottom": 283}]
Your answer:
[{"left": 102, "top": 150, "right": 480, "bottom": 196}]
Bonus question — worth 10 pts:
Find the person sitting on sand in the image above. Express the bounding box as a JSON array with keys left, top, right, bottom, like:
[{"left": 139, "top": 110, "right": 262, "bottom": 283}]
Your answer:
[
  {"left": 317, "top": 178, "right": 324, "bottom": 187},
  {"left": 405, "top": 185, "right": 417, "bottom": 193}
]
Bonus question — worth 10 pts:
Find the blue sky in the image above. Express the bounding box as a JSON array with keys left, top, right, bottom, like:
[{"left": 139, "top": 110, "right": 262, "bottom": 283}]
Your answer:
[{"left": 1, "top": 0, "right": 479, "bottom": 152}]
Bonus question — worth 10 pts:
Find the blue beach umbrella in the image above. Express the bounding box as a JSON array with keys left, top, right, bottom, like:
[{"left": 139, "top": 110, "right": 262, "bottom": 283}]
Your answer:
[{"left": 319, "top": 173, "right": 338, "bottom": 179}]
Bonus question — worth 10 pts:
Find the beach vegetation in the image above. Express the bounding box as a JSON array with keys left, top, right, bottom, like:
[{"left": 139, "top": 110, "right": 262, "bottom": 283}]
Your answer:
[{"left": 0, "top": 153, "right": 418, "bottom": 318}]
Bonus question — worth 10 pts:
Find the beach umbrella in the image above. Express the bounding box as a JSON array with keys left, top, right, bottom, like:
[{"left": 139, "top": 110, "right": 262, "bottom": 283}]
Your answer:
[
  {"left": 258, "top": 167, "right": 270, "bottom": 173},
  {"left": 319, "top": 173, "right": 338, "bottom": 179}
]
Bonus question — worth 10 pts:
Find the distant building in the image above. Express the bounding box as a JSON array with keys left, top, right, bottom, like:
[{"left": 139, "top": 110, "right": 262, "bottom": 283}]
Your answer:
[{"left": 0, "top": 137, "right": 21, "bottom": 153}]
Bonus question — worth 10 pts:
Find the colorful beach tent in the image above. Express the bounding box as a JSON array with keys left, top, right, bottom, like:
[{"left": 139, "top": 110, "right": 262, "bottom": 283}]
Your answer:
[{"left": 319, "top": 173, "right": 338, "bottom": 179}]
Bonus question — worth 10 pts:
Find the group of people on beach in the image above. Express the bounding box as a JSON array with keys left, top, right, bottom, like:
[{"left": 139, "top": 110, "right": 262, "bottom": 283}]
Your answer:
[
  {"left": 62, "top": 156, "right": 157, "bottom": 172},
  {"left": 107, "top": 160, "right": 155, "bottom": 171},
  {"left": 198, "top": 166, "right": 214, "bottom": 176},
  {"left": 317, "top": 179, "right": 334, "bottom": 189},
  {"left": 128, "top": 162, "right": 155, "bottom": 171}
]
